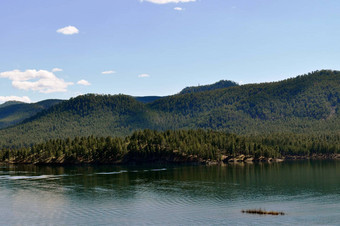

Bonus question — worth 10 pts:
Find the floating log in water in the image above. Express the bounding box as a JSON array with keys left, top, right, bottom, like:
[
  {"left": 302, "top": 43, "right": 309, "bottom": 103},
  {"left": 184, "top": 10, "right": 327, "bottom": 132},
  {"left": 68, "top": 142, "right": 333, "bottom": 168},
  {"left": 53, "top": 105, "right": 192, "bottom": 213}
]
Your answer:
[{"left": 241, "top": 209, "right": 285, "bottom": 216}]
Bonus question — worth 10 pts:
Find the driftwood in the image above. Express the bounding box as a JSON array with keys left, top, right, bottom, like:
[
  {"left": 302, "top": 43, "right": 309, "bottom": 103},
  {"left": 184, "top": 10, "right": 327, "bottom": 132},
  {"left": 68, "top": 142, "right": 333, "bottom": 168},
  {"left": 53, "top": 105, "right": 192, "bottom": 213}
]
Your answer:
[{"left": 242, "top": 209, "right": 285, "bottom": 216}]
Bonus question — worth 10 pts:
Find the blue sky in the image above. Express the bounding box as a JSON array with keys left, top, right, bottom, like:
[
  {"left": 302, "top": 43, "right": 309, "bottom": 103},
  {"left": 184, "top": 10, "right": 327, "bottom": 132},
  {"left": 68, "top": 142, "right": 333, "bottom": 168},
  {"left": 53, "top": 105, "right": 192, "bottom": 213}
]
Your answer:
[{"left": 1, "top": 0, "right": 340, "bottom": 103}]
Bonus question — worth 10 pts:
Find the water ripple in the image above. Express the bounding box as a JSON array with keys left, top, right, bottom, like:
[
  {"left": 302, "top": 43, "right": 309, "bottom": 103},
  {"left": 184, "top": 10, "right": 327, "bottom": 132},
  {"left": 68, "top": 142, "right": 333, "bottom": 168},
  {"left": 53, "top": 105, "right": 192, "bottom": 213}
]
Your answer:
[{"left": 0, "top": 162, "right": 339, "bottom": 225}]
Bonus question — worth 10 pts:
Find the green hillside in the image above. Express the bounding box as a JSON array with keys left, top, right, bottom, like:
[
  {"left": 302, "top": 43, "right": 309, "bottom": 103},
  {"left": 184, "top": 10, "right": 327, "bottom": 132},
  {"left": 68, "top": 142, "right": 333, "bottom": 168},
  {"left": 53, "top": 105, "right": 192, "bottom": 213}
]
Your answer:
[
  {"left": 0, "top": 99, "right": 63, "bottom": 129},
  {"left": 149, "top": 70, "right": 340, "bottom": 133},
  {"left": 0, "top": 95, "right": 151, "bottom": 147},
  {"left": 0, "top": 96, "right": 160, "bottom": 129},
  {"left": 0, "top": 70, "right": 339, "bottom": 148}
]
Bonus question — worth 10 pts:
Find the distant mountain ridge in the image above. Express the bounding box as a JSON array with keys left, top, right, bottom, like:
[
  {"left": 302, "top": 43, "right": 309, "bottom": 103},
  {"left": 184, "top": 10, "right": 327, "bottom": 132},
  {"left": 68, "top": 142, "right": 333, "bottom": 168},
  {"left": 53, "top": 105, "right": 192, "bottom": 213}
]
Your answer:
[
  {"left": 0, "top": 99, "right": 63, "bottom": 129},
  {"left": 134, "top": 96, "right": 163, "bottom": 103},
  {"left": 179, "top": 80, "right": 238, "bottom": 94},
  {"left": 0, "top": 70, "right": 339, "bottom": 148},
  {"left": 0, "top": 101, "right": 25, "bottom": 108},
  {"left": 0, "top": 80, "right": 236, "bottom": 129}
]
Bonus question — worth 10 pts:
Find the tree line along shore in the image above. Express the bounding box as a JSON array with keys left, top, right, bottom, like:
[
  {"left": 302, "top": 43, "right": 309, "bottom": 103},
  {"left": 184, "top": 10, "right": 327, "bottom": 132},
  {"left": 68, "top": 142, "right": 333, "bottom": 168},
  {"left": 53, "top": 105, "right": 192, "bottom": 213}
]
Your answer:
[{"left": 1, "top": 129, "right": 339, "bottom": 165}]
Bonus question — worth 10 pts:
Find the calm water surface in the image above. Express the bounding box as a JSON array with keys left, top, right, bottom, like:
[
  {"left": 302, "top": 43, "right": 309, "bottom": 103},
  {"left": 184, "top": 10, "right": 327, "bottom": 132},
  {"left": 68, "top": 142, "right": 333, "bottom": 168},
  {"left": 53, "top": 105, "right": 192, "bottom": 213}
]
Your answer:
[{"left": 0, "top": 160, "right": 339, "bottom": 225}]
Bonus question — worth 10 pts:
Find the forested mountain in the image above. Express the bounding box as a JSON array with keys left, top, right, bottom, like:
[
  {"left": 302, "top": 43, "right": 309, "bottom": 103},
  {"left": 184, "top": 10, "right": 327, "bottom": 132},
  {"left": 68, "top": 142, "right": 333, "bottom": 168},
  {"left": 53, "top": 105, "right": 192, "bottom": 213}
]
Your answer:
[
  {"left": 0, "top": 95, "right": 153, "bottom": 147},
  {"left": 179, "top": 80, "right": 238, "bottom": 94},
  {"left": 150, "top": 70, "right": 340, "bottom": 133},
  {"left": 0, "top": 70, "right": 339, "bottom": 148},
  {"left": 0, "top": 96, "right": 160, "bottom": 129},
  {"left": 0, "top": 99, "right": 63, "bottom": 129}
]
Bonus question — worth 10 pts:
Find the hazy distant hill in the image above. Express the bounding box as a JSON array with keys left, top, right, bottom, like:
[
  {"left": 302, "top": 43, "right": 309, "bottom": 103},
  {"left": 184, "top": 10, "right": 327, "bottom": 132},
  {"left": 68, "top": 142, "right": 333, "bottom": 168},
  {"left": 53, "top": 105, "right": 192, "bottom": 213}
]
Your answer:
[
  {"left": 0, "top": 70, "right": 339, "bottom": 148},
  {"left": 179, "top": 80, "right": 238, "bottom": 94},
  {"left": 134, "top": 96, "right": 163, "bottom": 103},
  {"left": 0, "top": 99, "right": 63, "bottom": 129},
  {"left": 0, "top": 101, "right": 24, "bottom": 109}
]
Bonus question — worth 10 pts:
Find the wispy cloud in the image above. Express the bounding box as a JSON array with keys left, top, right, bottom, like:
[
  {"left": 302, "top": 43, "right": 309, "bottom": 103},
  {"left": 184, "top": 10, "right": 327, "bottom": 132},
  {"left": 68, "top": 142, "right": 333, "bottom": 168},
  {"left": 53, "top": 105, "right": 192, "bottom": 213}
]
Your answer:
[
  {"left": 174, "top": 7, "right": 184, "bottom": 11},
  {"left": 0, "top": 96, "right": 31, "bottom": 103},
  {"left": 52, "top": 68, "right": 63, "bottom": 72},
  {"left": 138, "top": 73, "right": 150, "bottom": 78},
  {"left": 102, "top": 70, "right": 116, "bottom": 75},
  {"left": 57, "top": 26, "right": 79, "bottom": 35},
  {"left": 0, "top": 69, "right": 73, "bottom": 93},
  {"left": 77, "top": 80, "right": 91, "bottom": 86},
  {"left": 140, "top": 0, "right": 195, "bottom": 4}
]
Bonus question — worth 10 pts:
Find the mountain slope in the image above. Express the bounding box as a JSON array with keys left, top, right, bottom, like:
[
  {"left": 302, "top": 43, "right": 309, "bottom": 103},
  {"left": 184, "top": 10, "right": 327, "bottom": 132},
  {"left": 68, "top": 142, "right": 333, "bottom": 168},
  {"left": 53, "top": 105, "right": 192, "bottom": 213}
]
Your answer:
[
  {"left": 156, "top": 70, "right": 338, "bottom": 118},
  {"left": 0, "top": 95, "right": 152, "bottom": 147},
  {"left": 149, "top": 70, "right": 340, "bottom": 131},
  {"left": 0, "top": 99, "right": 63, "bottom": 129},
  {"left": 0, "top": 70, "right": 339, "bottom": 148}
]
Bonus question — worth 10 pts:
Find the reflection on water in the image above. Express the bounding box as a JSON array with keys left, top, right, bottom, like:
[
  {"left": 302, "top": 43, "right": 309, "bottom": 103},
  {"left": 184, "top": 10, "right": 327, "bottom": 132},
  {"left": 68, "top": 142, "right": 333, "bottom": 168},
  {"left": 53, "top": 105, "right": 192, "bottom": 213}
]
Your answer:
[{"left": 0, "top": 161, "right": 339, "bottom": 225}]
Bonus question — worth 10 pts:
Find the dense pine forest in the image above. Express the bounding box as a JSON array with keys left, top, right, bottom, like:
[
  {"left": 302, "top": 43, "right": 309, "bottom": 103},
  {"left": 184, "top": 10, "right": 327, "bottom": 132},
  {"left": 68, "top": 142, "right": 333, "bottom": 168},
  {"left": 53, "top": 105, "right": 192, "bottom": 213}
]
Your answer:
[
  {"left": 0, "top": 70, "right": 340, "bottom": 164},
  {"left": 1, "top": 130, "right": 339, "bottom": 165}
]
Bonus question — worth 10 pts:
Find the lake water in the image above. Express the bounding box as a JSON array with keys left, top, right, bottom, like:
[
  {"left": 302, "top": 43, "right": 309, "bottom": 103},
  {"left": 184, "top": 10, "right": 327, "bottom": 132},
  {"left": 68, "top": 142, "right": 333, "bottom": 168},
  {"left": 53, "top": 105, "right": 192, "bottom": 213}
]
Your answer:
[{"left": 0, "top": 161, "right": 339, "bottom": 225}]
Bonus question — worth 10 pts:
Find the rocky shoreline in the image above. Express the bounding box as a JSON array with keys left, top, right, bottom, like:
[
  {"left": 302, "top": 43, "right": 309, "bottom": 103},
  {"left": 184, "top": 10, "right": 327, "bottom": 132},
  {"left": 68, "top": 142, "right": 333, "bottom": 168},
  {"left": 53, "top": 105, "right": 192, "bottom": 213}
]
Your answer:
[
  {"left": 222, "top": 153, "right": 340, "bottom": 163},
  {"left": 196, "top": 154, "right": 340, "bottom": 166},
  {"left": 1, "top": 153, "right": 340, "bottom": 166}
]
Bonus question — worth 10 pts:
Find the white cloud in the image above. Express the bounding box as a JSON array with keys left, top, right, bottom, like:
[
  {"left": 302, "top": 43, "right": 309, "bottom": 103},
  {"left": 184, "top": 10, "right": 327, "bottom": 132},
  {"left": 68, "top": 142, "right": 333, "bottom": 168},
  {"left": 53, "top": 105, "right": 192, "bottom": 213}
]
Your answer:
[
  {"left": 77, "top": 80, "right": 91, "bottom": 86},
  {"left": 138, "top": 73, "right": 150, "bottom": 78},
  {"left": 0, "top": 96, "right": 31, "bottom": 103},
  {"left": 141, "top": 0, "right": 195, "bottom": 4},
  {"left": 102, "top": 70, "right": 116, "bottom": 75},
  {"left": 0, "top": 69, "right": 73, "bottom": 93},
  {"left": 174, "top": 7, "right": 184, "bottom": 10},
  {"left": 56, "top": 26, "right": 79, "bottom": 35},
  {"left": 52, "top": 68, "right": 63, "bottom": 72}
]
